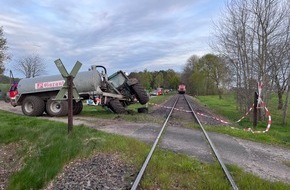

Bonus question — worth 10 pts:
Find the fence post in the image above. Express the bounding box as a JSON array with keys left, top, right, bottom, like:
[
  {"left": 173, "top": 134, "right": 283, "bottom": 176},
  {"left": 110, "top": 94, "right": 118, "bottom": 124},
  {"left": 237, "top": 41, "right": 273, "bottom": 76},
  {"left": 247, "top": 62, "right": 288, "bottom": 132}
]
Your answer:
[{"left": 253, "top": 92, "right": 258, "bottom": 128}]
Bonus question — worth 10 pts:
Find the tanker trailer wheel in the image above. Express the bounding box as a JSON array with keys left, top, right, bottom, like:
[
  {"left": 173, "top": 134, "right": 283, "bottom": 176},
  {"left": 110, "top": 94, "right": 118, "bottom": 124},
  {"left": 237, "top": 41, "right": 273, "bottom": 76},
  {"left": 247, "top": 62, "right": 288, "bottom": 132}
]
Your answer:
[
  {"left": 22, "top": 96, "right": 45, "bottom": 116},
  {"left": 46, "top": 98, "right": 68, "bottom": 117},
  {"left": 131, "top": 83, "right": 149, "bottom": 104},
  {"left": 108, "top": 99, "right": 127, "bottom": 114},
  {"left": 73, "top": 100, "right": 83, "bottom": 115}
]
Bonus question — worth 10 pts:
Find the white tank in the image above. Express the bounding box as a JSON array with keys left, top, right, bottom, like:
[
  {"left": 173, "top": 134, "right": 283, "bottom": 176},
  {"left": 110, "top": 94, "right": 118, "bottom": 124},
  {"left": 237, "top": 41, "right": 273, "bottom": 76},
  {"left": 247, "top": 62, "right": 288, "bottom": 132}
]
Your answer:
[{"left": 17, "top": 69, "right": 102, "bottom": 94}]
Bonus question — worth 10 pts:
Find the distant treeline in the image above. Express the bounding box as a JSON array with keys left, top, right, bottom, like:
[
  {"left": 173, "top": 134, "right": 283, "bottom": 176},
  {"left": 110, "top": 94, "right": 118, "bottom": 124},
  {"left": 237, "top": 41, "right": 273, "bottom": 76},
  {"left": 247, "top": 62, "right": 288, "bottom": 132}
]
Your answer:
[
  {"left": 128, "top": 69, "right": 181, "bottom": 91},
  {"left": 0, "top": 74, "right": 20, "bottom": 84}
]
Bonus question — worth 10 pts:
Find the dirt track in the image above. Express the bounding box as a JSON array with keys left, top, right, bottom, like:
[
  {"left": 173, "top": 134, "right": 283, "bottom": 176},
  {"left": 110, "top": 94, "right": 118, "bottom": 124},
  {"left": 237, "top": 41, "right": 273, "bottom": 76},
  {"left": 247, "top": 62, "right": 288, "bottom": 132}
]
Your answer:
[{"left": 1, "top": 98, "right": 290, "bottom": 187}]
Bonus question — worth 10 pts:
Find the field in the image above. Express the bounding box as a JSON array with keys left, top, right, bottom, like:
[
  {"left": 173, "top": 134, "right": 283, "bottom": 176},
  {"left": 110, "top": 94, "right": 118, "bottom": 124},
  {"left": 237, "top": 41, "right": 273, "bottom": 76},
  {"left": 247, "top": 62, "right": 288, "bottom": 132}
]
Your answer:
[{"left": 0, "top": 93, "right": 290, "bottom": 189}]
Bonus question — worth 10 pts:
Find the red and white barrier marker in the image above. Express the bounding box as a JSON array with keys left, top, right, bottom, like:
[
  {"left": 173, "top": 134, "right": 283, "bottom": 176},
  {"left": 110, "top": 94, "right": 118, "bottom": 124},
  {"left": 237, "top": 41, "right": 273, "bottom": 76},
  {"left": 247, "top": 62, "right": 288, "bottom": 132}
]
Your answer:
[{"left": 236, "top": 81, "right": 272, "bottom": 133}]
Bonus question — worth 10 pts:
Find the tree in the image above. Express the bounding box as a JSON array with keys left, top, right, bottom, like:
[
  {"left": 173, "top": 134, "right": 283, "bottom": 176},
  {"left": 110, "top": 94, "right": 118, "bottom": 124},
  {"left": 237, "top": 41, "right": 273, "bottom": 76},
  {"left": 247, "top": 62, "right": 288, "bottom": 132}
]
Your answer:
[
  {"left": 129, "top": 69, "right": 180, "bottom": 91},
  {"left": 14, "top": 54, "right": 46, "bottom": 78},
  {"left": 141, "top": 70, "right": 153, "bottom": 90},
  {"left": 0, "top": 26, "right": 9, "bottom": 74},
  {"left": 153, "top": 72, "right": 164, "bottom": 88},
  {"left": 130, "top": 70, "right": 153, "bottom": 90},
  {"left": 282, "top": 71, "right": 290, "bottom": 126},
  {"left": 181, "top": 54, "right": 230, "bottom": 96},
  {"left": 212, "top": 0, "right": 290, "bottom": 112},
  {"left": 163, "top": 69, "right": 180, "bottom": 90},
  {"left": 181, "top": 55, "right": 199, "bottom": 94},
  {"left": 252, "top": 0, "right": 290, "bottom": 110},
  {"left": 198, "top": 54, "right": 229, "bottom": 99},
  {"left": 190, "top": 66, "right": 207, "bottom": 95}
]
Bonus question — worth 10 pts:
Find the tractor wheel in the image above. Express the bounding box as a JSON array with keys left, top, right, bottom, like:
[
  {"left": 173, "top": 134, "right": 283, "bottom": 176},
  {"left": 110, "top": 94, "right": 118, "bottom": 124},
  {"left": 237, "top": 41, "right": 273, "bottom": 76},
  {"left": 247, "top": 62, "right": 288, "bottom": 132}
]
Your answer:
[
  {"left": 108, "top": 99, "right": 127, "bottom": 114},
  {"left": 22, "top": 96, "right": 45, "bottom": 116},
  {"left": 138, "top": 107, "right": 148, "bottom": 113},
  {"left": 46, "top": 98, "right": 68, "bottom": 117},
  {"left": 73, "top": 100, "right": 83, "bottom": 115},
  {"left": 131, "top": 83, "right": 149, "bottom": 104}
]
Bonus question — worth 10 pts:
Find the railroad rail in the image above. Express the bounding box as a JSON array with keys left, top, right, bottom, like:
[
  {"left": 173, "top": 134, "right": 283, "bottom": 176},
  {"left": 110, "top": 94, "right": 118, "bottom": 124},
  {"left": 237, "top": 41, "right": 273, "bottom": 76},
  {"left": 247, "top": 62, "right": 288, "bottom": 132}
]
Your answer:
[{"left": 131, "top": 94, "right": 239, "bottom": 190}]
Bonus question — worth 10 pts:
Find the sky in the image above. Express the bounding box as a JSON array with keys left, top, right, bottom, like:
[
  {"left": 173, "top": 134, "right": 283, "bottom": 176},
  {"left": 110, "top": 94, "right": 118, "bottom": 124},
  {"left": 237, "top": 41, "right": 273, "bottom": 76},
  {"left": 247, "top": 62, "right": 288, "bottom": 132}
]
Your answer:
[{"left": 0, "top": 0, "right": 225, "bottom": 77}]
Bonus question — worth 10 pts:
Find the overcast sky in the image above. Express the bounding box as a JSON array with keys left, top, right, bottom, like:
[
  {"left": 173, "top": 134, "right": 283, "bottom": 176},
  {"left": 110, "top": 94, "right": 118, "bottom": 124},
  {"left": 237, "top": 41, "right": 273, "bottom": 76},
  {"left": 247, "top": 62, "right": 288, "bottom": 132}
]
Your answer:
[{"left": 0, "top": 0, "right": 225, "bottom": 77}]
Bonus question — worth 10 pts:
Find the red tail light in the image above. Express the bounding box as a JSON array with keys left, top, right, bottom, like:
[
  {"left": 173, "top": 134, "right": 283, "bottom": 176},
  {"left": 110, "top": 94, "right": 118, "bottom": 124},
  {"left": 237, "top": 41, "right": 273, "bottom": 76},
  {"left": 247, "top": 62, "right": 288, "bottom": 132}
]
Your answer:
[{"left": 9, "top": 90, "right": 18, "bottom": 98}]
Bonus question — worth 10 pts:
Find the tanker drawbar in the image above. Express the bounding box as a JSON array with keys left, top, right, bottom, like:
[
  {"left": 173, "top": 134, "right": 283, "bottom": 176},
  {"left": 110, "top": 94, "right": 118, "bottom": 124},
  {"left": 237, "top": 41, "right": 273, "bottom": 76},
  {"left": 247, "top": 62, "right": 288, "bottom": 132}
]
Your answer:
[{"left": 11, "top": 65, "right": 149, "bottom": 116}]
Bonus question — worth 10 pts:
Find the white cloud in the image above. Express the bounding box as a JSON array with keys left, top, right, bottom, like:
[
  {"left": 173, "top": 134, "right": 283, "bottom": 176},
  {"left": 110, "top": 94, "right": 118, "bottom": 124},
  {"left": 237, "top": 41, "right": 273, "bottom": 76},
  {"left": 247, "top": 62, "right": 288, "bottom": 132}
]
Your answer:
[{"left": 0, "top": 0, "right": 225, "bottom": 77}]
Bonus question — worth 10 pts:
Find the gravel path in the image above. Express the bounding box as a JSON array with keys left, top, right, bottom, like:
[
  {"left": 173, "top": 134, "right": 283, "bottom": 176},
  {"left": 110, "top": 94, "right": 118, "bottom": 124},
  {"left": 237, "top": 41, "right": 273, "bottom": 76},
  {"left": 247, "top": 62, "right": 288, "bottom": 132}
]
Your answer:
[
  {"left": 44, "top": 153, "right": 134, "bottom": 190},
  {"left": 1, "top": 98, "right": 290, "bottom": 189}
]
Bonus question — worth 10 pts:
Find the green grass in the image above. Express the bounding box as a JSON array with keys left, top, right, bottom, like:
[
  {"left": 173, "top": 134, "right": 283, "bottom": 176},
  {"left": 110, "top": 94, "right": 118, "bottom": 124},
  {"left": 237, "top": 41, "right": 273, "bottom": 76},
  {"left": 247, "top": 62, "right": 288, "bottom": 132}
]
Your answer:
[
  {"left": 1, "top": 110, "right": 289, "bottom": 189},
  {"left": 81, "top": 92, "right": 290, "bottom": 148},
  {"left": 0, "top": 83, "right": 9, "bottom": 100},
  {"left": 0, "top": 83, "right": 9, "bottom": 90},
  {"left": 80, "top": 93, "right": 174, "bottom": 124},
  {"left": 196, "top": 94, "right": 240, "bottom": 121},
  {"left": 284, "top": 161, "right": 290, "bottom": 168},
  {"left": 0, "top": 110, "right": 146, "bottom": 189},
  {"left": 196, "top": 94, "right": 290, "bottom": 148},
  {"left": 147, "top": 93, "right": 173, "bottom": 104}
]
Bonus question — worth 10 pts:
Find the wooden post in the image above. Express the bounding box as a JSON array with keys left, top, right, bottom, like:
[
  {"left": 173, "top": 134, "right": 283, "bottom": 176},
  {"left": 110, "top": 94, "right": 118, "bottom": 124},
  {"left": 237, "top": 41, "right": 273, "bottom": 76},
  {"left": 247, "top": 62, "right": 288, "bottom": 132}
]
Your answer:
[
  {"left": 282, "top": 72, "right": 290, "bottom": 126},
  {"left": 54, "top": 59, "right": 82, "bottom": 133},
  {"left": 67, "top": 75, "right": 73, "bottom": 133},
  {"left": 253, "top": 92, "right": 258, "bottom": 128}
]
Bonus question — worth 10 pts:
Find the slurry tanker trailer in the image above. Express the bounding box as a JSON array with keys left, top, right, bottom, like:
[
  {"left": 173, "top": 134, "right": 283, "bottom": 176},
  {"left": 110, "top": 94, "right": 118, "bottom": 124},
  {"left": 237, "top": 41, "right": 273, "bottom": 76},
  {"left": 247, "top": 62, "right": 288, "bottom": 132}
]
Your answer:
[{"left": 9, "top": 65, "right": 149, "bottom": 116}]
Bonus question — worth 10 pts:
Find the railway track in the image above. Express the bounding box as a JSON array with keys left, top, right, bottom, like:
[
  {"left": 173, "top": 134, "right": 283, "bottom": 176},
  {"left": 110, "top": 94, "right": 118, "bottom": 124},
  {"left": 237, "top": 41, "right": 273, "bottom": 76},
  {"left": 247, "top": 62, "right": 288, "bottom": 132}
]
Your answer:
[{"left": 131, "top": 94, "right": 239, "bottom": 190}]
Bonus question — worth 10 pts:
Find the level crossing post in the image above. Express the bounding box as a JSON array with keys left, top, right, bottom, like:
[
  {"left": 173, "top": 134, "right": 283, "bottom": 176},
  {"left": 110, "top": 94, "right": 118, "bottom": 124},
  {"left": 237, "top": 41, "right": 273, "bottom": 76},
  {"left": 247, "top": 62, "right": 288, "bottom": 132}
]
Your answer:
[
  {"left": 54, "top": 59, "right": 82, "bottom": 134},
  {"left": 67, "top": 75, "right": 73, "bottom": 133}
]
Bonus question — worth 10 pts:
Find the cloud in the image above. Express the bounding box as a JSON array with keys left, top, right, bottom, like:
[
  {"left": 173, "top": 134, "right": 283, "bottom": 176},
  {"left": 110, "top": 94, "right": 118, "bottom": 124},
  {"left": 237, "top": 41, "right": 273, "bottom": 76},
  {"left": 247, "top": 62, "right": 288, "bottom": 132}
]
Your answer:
[{"left": 0, "top": 0, "right": 225, "bottom": 77}]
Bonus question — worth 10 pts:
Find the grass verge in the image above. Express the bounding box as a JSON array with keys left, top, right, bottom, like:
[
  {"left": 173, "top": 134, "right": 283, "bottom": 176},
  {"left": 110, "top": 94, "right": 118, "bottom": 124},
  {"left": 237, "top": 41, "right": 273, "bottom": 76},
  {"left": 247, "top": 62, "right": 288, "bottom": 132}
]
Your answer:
[
  {"left": 80, "top": 93, "right": 174, "bottom": 124},
  {"left": 196, "top": 94, "right": 290, "bottom": 148},
  {"left": 82, "top": 93, "right": 290, "bottom": 148},
  {"left": 1, "top": 110, "right": 289, "bottom": 189}
]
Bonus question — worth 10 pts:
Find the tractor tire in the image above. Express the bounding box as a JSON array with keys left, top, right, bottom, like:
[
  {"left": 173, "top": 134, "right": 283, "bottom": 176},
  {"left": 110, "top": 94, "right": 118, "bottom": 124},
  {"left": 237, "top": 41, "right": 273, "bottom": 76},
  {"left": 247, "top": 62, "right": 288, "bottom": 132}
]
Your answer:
[
  {"left": 46, "top": 98, "right": 68, "bottom": 117},
  {"left": 22, "top": 96, "right": 45, "bottom": 116},
  {"left": 73, "top": 100, "right": 83, "bottom": 115},
  {"left": 138, "top": 107, "right": 148, "bottom": 113},
  {"left": 131, "top": 83, "right": 149, "bottom": 105},
  {"left": 108, "top": 99, "right": 127, "bottom": 114}
]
